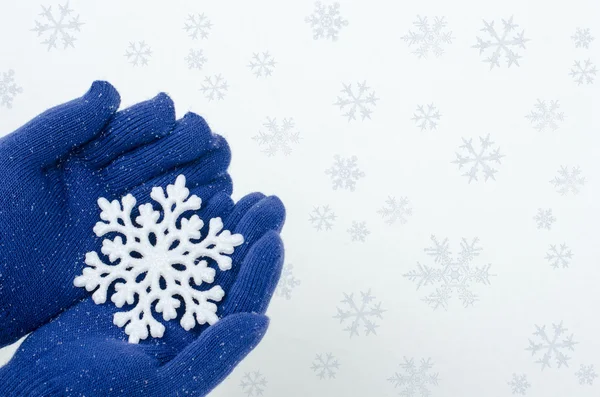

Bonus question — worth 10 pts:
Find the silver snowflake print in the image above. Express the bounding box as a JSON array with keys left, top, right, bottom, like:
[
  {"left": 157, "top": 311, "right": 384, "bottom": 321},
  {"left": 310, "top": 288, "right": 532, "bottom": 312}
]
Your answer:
[
  {"left": 576, "top": 364, "right": 598, "bottom": 385},
  {"left": 347, "top": 221, "right": 370, "bottom": 242},
  {"left": 412, "top": 104, "right": 440, "bottom": 131},
  {"left": 334, "top": 81, "right": 379, "bottom": 122},
  {"left": 508, "top": 373, "right": 530, "bottom": 395},
  {"left": 452, "top": 134, "right": 504, "bottom": 183},
  {"left": 545, "top": 244, "right": 573, "bottom": 269},
  {"left": 526, "top": 321, "right": 577, "bottom": 370},
  {"left": 388, "top": 357, "right": 439, "bottom": 397},
  {"left": 325, "top": 155, "right": 365, "bottom": 191},
  {"left": 275, "top": 264, "right": 301, "bottom": 300},
  {"left": 550, "top": 166, "right": 585, "bottom": 195},
  {"left": 473, "top": 16, "right": 529, "bottom": 69},
  {"left": 572, "top": 28, "right": 594, "bottom": 49},
  {"left": 533, "top": 208, "right": 555, "bottom": 230},
  {"left": 309, "top": 205, "right": 336, "bottom": 231},
  {"left": 200, "top": 74, "right": 228, "bottom": 101},
  {"left": 525, "top": 99, "right": 564, "bottom": 132},
  {"left": 125, "top": 41, "right": 152, "bottom": 66},
  {"left": 378, "top": 196, "right": 412, "bottom": 225},
  {"left": 403, "top": 236, "right": 495, "bottom": 310},
  {"left": 184, "top": 49, "right": 207, "bottom": 70},
  {"left": 334, "top": 289, "right": 384, "bottom": 337},
  {"left": 570, "top": 59, "right": 597, "bottom": 85},
  {"left": 240, "top": 371, "right": 267, "bottom": 396},
  {"left": 0, "top": 70, "right": 23, "bottom": 109},
  {"left": 311, "top": 353, "right": 340, "bottom": 379},
  {"left": 184, "top": 13, "right": 212, "bottom": 40},
  {"left": 403, "top": 15, "right": 453, "bottom": 58},
  {"left": 252, "top": 117, "right": 300, "bottom": 156},
  {"left": 31, "top": 2, "right": 83, "bottom": 51},
  {"left": 305, "top": 1, "right": 348, "bottom": 41},
  {"left": 248, "top": 52, "right": 276, "bottom": 78}
]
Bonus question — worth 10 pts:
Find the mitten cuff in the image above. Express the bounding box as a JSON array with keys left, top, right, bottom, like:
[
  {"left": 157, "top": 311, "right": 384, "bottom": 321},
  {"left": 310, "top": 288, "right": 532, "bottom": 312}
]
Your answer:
[{"left": 0, "top": 362, "right": 60, "bottom": 396}]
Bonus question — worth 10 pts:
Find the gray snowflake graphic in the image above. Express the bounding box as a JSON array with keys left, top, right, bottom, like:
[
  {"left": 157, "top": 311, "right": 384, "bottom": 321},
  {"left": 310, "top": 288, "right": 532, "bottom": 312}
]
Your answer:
[
  {"left": 184, "top": 13, "right": 212, "bottom": 40},
  {"left": 545, "top": 244, "right": 573, "bottom": 269},
  {"left": 334, "top": 289, "right": 384, "bottom": 337},
  {"left": 507, "top": 373, "right": 530, "bottom": 395},
  {"left": 252, "top": 117, "right": 300, "bottom": 156},
  {"left": 570, "top": 59, "right": 597, "bottom": 85},
  {"left": 248, "top": 52, "right": 276, "bottom": 78},
  {"left": 124, "top": 41, "right": 152, "bottom": 67},
  {"left": 403, "top": 236, "right": 495, "bottom": 310},
  {"left": 305, "top": 1, "right": 348, "bottom": 41},
  {"left": 387, "top": 357, "right": 439, "bottom": 397},
  {"left": 184, "top": 49, "right": 207, "bottom": 70},
  {"left": 526, "top": 99, "right": 565, "bottom": 132},
  {"left": 572, "top": 28, "right": 594, "bottom": 49},
  {"left": 0, "top": 70, "right": 23, "bottom": 109},
  {"left": 550, "top": 166, "right": 585, "bottom": 195},
  {"left": 473, "top": 16, "right": 529, "bottom": 69},
  {"left": 240, "top": 371, "right": 267, "bottom": 396},
  {"left": 325, "top": 155, "right": 365, "bottom": 191},
  {"left": 309, "top": 205, "right": 336, "bottom": 231},
  {"left": 452, "top": 134, "right": 504, "bottom": 183},
  {"left": 200, "top": 74, "right": 228, "bottom": 101},
  {"left": 31, "top": 2, "right": 83, "bottom": 51},
  {"left": 311, "top": 353, "right": 340, "bottom": 379},
  {"left": 275, "top": 264, "right": 301, "bottom": 300},
  {"left": 526, "top": 322, "right": 577, "bottom": 370},
  {"left": 334, "top": 81, "right": 379, "bottom": 122},
  {"left": 412, "top": 104, "right": 440, "bottom": 131},
  {"left": 402, "top": 16, "right": 453, "bottom": 58},
  {"left": 378, "top": 197, "right": 412, "bottom": 225},
  {"left": 575, "top": 364, "right": 598, "bottom": 385},
  {"left": 534, "top": 208, "right": 555, "bottom": 230},
  {"left": 347, "top": 221, "right": 370, "bottom": 242}
]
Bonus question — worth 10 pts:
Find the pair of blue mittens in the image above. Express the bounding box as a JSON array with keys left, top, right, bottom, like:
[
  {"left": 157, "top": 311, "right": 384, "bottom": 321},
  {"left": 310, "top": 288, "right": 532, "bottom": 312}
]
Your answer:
[{"left": 0, "top": 81, "right": 285, "bottom": 396}]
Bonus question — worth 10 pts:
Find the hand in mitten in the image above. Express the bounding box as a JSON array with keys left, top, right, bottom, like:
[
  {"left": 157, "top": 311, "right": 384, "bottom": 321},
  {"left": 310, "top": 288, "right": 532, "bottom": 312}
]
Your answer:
[{"left": 0, "top": 81, "right": 232, "bottom": 348}]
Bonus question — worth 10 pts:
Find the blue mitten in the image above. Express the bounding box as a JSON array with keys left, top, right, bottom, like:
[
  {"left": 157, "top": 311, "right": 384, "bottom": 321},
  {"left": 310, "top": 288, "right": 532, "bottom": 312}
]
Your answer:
[{"left": 0, "top": 81, "right": 232, "bottom": 348}]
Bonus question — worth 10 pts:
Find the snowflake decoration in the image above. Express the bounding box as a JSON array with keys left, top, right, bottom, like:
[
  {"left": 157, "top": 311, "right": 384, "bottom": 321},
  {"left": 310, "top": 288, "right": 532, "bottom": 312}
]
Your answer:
[
  {"left": 378, "top": 196, "right": 412, "bottom": 225},
  {"left": 347, "top": 221, "right": 370, "bottom": 242},
  {"left": 252, "top": 117, "right": 300, "bottom": 156},
  {"left": 507, "top": 373, "right": 530, "bottom": 395},
  {"left": 334, "top": 289, "right": 384, "bottom": 337},
  {"left": 200, "top": 74, "right": 228, "bottom": 101},
  {"left": 311, "top": 353, "right": 340, "bottom": 379},
  {"left": 325, "top": 155, "right": 365, "bottom": 191},
  {"left": 184, "top": 13, "right": 212, "bottom": 40},
  {"left": 73, "top": 175, "right": 244, "bottom": 343},
  {"left": 452, "top": 134, "right": 504, "bottom": 183},
  {"left": 526, "top": 322, "right": 577, "bottom": 370},
  {"left": 184, "top": 49, "right": 207, "bottom": 70},
  {"left": 412, "top": 104, "right": 441, "bottom": 131},
  {"left": 533, "top": 208, "right": 555, "bottom": 230},
  {"left": 125, "top": 41, "right": 152, "bottom": 67},
  {"left": 525, "top": 99, "right": 564, "bottom": 132},
  {"left": 305, "top": 1, "right": 348, "bottom": 41},
  {"left": 31, "top": 2, "right": 84, "bottom": 51},
  {"left": 334, "top": 81, "right": 379, "bottom": 122},
  {"left": 309, "top": 205, "right": 336, "bottom": 231},
  {"left": 248, "top": 52, "right": 276, "bottom": 78},
  {"left": 403, "top": 236, "right": 495, "bottom": 310},
  {"left": 240, "top": 371, "right": 267, "bottom": 396},
  {"left": 570, "top": 59, "right": 597, "bottom": 85},
  {"left": 275, "top": 264, "right": 301, "bottom": 300},
  {"left": 473, "top": 16, "right": 529, "bottom": 69},
  {"left": 572, "top": 28, "right": 594, "bottom": 49},
  {"left": 576, "top": 364, "right": 598, "bottom": 385},
  {"left": 0, "top": 70, "right": 23, "bottom": 109},
  {"left": 545, "top": 244, "right": 573, "bottom": 269},
  {"left": 388, "top": 357, "right": 439, "bottom": 397},
  {"left": 402, "top": 16, "right": 453, "bottom": 58},
  {"left": 550, "top": 166, "right": 585, "bottom": 195}
]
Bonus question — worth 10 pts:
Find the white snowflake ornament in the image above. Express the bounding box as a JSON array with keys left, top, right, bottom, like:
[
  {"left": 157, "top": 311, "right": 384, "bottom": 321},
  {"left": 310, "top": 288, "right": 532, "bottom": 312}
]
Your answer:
[{"left": 74, "top": 175, "right": 244, "bottom": 343}]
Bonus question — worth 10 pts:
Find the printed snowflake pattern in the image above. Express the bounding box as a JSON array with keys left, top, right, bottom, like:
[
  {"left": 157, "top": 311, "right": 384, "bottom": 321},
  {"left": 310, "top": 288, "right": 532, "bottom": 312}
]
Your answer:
[
  {"left": 550, "top": 166, "right": 585, "bottom": 195},
  {"left": 545, "top": 244, "right": 573, "bottom": 269},
  {"left": 378, "top": 197, "right": 412, "bottom": 225},
  {"left": 240, "top": 371, "right": 267, "bottom": 396},
  {"left": 570, "top": 59, "right": 597, "bottom": 85},
  {"left": 572, "top": 28, "right": 594, "bottom": 49},
  {"left": 184, "top": 49, "right": 207, "bottom": 70},
  {"left": 576, "top": 364, "right": 598, "bottom": 385},
  {"left": 275, "top": 264, "right": 301, "bottom": 300},
  {"left": 412, "top": 104, "right": 441, "bottom": 131},
  {"left": 508, "top": 373, "right": 530, "bottom": 395},
  {"left": 334, "top": 289, "right": 384, "bottom": 337},
  {"left": 325, "top": 155, "right": 365, "bottom": 191},
  {"left": 0, "top": 70, "right": 23, "bottom": 109},
  {"left": 252, "top": 117, "right": 300, "bottom": 156},
  {"left": 73, "top": 175, "right": 244, "bottom": 343},
  {"left": 305, "top": 1, "right": 348, "bottom": 41},
  {"left": 184, "top": 13, "right": 212, "bottom": 40},
  {"left": 311, "top": 353, "right": 340, "bottom": 379},
  {"left": 525, "top": 100, "right": 565, "bottom": 132},
  {"left": 334, "top": 81, "right": 379, "bottom": 122},
  {"left": 31, "top": 2, "right": 83, "bottom": 50},
  {"left": 452, "top": 134, "right": 504, "bottom": 183},
  {"left": 402, "top": 16, "right": 453, "bottom": 58},
  {"left": 387, "top": 357, "right": 439, "bottom": 397},
  {"left": 534, "top": 208, "right": 555, "bottom": 230},
  {"left": 526, "top": 322, "right": 577, "bottom": 370},
  {"left": 200, "top": 74, "right": 228, "bottom": 101},
  {"left": 347, "top": 221, "right": 370, "bottom": 242},
  {"left": 125, "top": 41, "right": 152, "bottom": 67},
  {"left": 472, "top": 16, "right": 529, "bottom": 69},
  {"left": 248, "top": 52, "right": 276, "bottom": 78},
  {"left": 403, "top": 236, "right": 495, "bottom": 310},
  {"left": 309, "top": 205, "right": 336, "bottom": 231}
]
